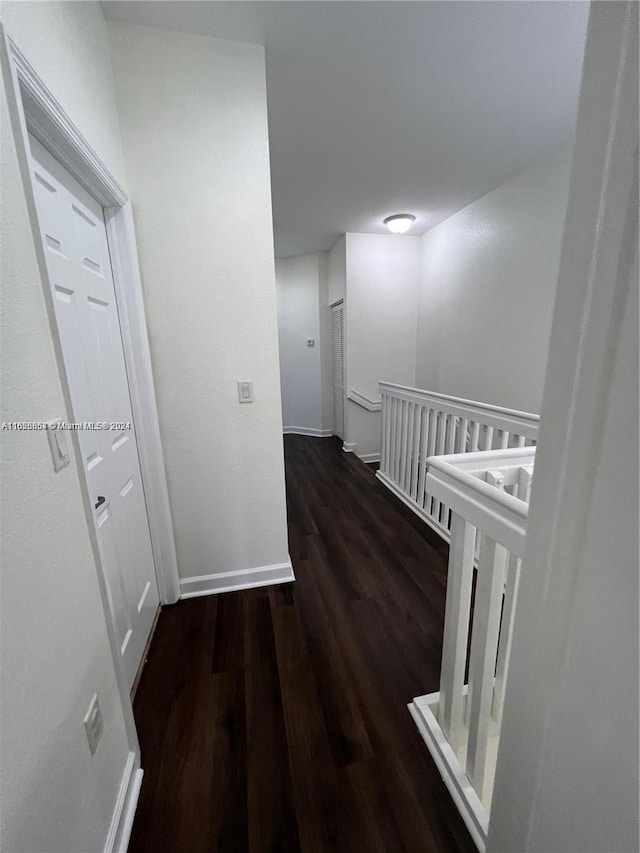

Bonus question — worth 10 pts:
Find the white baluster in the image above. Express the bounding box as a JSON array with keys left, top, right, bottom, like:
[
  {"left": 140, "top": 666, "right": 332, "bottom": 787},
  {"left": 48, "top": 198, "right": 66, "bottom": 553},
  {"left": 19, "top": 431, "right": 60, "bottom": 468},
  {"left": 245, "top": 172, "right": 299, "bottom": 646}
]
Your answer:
[
  {"left": 432, "top": 412, "right": 447, "bottom": 525},
  {"left": 404, "top": 401, "right": 415, "bottom": 493},
  {"left": 387, "top": 396, "right": 395, "bottom": 479},
  {"left": 417, "top": 408, "right": 431, "bottom": 508},
  {"left": 384, "top": 394, "right": 392, "bottom": 475},
  {"left": 484, "top": 425, "right": 494, "bottom": 450},
  {"left": 393, "top": 397, "right": 402, "bottom": 484},
  {"left": 399, "top": 400, "right": 410, "bottom": 491},
  {"left": 517, "top": 464, "right": 533, "bottom": 504},
  {"left": 466, "top": 534, "right": 508, "bottom": 801},
  {"left": 470, "top": 421, "right": 480, "bottom": 451},
  {"left": 410, "top": 404, "right": 422, "bottom": 500},
  {"left": 445, "top": 414, "right": 457, "bottom": 454},
  {"left": 380, "top": 393, "right": 388, "bottom": 475},
  {"left": 438, "top": 513, "right": 476, "bottom": 752},
  {"left": 492, "top": 552, "right": 521, "bottom": 726},
  {"left": 425, "top": 408, "right": 438, "bottom": 515},
  {"left": 456, "top": 418, "right": 469, "bottom": 452}
]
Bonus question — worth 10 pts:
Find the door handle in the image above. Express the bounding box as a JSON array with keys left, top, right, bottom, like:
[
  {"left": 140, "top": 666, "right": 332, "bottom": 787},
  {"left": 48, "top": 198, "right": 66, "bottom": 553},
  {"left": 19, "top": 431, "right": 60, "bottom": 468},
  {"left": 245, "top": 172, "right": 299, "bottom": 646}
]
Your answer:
[{"left": 95, "top": 495, "right": 106, "bottom": 509}]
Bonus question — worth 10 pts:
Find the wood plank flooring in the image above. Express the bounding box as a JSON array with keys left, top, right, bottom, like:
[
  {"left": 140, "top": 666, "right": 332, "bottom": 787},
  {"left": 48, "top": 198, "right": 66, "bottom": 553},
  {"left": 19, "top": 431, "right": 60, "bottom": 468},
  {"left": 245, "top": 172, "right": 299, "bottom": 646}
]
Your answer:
[{"left": 129, "top": 435, "right": 475, "bottom": 853}]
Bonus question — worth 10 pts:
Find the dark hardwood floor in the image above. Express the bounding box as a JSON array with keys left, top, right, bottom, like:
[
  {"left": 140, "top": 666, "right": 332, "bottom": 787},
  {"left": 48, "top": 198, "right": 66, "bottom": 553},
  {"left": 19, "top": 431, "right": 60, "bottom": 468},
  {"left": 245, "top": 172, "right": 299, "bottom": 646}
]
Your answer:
[{"left": 129, "top": 435, "right": 474, "bottom": 853}]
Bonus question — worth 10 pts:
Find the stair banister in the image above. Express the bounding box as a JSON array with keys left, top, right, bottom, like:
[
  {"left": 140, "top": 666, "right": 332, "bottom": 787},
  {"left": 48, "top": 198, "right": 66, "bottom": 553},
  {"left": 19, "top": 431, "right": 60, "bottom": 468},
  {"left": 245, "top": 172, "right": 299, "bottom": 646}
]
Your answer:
[
  {"left": 377, "top": 382, "right": 538, "bottom": 540},
  {"left": 409, "top": 447, "right": 535, "bottom": 852}
]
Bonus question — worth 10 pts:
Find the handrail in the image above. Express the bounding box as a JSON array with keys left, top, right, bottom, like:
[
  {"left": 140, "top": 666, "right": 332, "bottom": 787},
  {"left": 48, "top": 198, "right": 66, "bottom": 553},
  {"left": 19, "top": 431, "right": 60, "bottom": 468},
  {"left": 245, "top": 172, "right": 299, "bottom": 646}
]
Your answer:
[
  {"left": 426, "top": 449, "right": 533, "bottom": 555},
  {"left": 379, "top": 382, "right": 539, "bottom": 422},
  {"left": 379, "top": 382, "right": 539, "bottom": 439},
  {"left": 348, "top": 389, "right": 382, "bottom": 411}
]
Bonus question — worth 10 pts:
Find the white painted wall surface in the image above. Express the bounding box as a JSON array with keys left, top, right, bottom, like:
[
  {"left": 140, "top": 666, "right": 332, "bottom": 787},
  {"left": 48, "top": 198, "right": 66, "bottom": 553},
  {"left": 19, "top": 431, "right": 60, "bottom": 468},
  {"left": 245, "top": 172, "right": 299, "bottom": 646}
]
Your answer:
[
  {"left": 489, "top": 4, "right": 638, "bottom": 847},
  {"left": 514, "top": 257, "right": 638, "bottom": 851},
  {"left": 416, "top": 149, "right": 572, "bottom": 414},
  {"left": 328, "top": 234, "right": 346, "bottom": 306},
  {"left": 108, "top": 23, "right": 290, "bottom": 584},
  {"left": 0, "top": 0, "right": 127, "bottom": 188},
  {"left": 276, "top": 253, "right": 329, "bottom": 435},
  {"left": 0, "top": 4, "right": 132, "bottom": 850},
  {"left": 345, "top": 233, "right": 421, "bottom": 459}
]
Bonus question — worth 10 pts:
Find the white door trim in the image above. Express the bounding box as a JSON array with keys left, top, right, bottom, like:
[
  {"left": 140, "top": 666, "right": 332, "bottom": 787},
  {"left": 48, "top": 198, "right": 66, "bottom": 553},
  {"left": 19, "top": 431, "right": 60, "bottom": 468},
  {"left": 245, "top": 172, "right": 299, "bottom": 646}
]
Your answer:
[{"left": 1, "top": 33, "right": 180, "bottom": 607}]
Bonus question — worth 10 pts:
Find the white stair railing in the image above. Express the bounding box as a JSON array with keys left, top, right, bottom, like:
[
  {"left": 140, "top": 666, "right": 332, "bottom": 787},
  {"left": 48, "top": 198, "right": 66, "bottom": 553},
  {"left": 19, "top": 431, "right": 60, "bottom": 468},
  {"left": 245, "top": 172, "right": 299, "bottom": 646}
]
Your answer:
[
  {"left": 408, "top": 447, "right": 535, "bottom": 852},
  {"left": 377, "top": 382, "right": 538, "bottom": 541}
]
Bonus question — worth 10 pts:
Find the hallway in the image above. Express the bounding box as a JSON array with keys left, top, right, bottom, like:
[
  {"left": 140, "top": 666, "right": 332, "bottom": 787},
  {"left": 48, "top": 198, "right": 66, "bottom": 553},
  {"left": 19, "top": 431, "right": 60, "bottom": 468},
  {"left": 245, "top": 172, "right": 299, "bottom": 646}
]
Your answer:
[{"left": 129, "top": 435, "right": 474, "bottom": 852}]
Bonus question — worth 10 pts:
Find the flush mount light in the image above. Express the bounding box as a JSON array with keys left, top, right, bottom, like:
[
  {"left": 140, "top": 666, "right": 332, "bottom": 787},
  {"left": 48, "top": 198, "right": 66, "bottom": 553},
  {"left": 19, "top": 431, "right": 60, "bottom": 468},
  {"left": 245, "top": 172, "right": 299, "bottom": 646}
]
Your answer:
[{"left": 383, "top": 213, "right": 416, "bottom": 234}]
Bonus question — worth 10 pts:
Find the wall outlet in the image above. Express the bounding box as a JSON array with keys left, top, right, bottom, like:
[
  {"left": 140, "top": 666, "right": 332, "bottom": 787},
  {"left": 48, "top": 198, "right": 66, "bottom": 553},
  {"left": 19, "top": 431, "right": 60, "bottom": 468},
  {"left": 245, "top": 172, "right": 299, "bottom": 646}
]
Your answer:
[{"left": 84, "top": 693, "right": 104, "bottom": 756}]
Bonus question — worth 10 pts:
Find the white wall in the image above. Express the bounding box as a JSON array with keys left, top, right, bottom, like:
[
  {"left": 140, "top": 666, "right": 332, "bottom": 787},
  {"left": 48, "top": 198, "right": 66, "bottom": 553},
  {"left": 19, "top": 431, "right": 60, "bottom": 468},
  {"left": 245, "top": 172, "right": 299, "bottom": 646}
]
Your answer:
[
  {"left": 0, "top": 3, "right": 133, "bottom": 850},
  {"left": 276, "top": 253, "right": 331, "bottom": 435},
  {"left": 489, "top": 4, "right": 638, "bottom": 847},
  {"left": 344, "top": 233, "right": 422, "bottom": 459},
  {"left": 517, "top": 258, "right": 638, "bottom": 851},
  {"left": 328, "top": 234, "right": 346, "bottom": 305},
  {"left": 0, "top": 0, "right": 127, "bottom": 188},
  {"left": 108, "top": 22, "right": 290, "bottom": 585},
  {"left": 416, "top": 149, "right": 572, "bottom": 414}
]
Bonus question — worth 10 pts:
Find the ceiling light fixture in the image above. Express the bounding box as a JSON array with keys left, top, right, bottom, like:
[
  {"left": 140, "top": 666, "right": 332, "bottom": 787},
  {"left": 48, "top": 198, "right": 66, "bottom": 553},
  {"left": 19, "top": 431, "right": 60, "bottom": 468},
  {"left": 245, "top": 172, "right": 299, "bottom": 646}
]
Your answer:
[{"left": 383, "top": 213, "right": 416, "bottom": 234}]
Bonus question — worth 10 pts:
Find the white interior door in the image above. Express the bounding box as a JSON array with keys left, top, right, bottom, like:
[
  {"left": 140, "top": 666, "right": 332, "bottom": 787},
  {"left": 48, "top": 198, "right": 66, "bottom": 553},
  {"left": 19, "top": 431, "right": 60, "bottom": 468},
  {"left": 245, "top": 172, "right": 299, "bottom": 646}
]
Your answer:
[
  {"left": 29, "top": 134, "right": 159, "bottom": 690},
  {"left": 331, "top": 301, "right": 345, "bottom": 439}
]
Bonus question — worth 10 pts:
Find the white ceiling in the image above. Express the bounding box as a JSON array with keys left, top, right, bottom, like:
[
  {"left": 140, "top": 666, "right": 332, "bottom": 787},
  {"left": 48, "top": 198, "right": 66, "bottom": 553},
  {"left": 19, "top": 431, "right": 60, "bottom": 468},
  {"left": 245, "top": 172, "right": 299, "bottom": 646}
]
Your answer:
[{"left": 102, "top": 1, "right": 589, "bottom": 258}]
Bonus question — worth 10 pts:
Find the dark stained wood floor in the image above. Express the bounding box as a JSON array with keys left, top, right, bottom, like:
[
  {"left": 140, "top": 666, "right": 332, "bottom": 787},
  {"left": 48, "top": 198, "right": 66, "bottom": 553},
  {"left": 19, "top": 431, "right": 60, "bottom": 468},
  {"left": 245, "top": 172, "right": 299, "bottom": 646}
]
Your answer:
[{"left": 129, "top": 435, "right": 475, "bottom": 853}]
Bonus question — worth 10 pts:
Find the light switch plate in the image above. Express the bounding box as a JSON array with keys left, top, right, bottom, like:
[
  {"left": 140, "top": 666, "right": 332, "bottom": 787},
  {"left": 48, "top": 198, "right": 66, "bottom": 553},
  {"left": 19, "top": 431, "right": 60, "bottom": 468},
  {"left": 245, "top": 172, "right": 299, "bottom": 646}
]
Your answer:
[
  {"left": 84, "top": 693, "right": 104, "bottom": 756},
  {"left": 47, "top": 419, "right": 71, "bottom": 472},
  {"left": 237, "top": 381, "right": 254, "bottom": 403}
]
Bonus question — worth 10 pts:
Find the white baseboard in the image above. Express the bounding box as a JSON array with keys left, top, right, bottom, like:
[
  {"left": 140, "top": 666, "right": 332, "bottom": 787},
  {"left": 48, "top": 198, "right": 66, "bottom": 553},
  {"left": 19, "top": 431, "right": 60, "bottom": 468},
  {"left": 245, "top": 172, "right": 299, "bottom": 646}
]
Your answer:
[
  {"left": 356, "top": 452, "right": 380, "bottom": 464},
  {"left": 283, "top": 426, "right": 333, "bottom": 437},
  {"left": 180, "top": 560, "right": 295, "bottom": 599},
  {"left": 342, "top": 442, "right": 379, "bottom": 463},
  {"left": 409, "top": 694, "right": 487, "bottom": 852},
  {"left": 104, "top": 751, "right": 143, "bottom": 853}
]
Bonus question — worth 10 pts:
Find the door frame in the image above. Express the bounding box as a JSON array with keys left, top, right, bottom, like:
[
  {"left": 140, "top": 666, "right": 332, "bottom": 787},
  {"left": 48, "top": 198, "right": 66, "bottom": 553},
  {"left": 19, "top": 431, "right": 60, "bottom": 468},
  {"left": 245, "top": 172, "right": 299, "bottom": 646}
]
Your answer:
[{"left": 330, "top": 299, "right": 346, "bottom": 441}]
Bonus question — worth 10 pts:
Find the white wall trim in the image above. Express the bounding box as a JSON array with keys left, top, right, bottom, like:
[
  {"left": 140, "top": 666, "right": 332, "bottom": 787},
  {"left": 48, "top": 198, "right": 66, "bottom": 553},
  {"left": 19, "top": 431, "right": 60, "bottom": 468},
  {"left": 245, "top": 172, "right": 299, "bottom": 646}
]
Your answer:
[
  {"left": 409, "top": 695, "right": 488, "bottom": 852},
  {"left": 342, "top": 441, "right": 357, "bottom": 453},
  {"left": 105, "top": 204, "right": 180, "bottom": 604},
  {"left": 1, "top": 34, "right": 180, "bottom": 608},
  {"left": 5, "top": 36, "right": 127, "bottom": 207},
  {"left": 348, "top": 388, "right": 382, "bottom": 411},
  {"left": 356, "top": 452, "right": 380, "bottom": 464},
  {"left": 283, "top": 426, "right": 333, "bottom": 437},
  {"left": 180, "top": 560, "right": 295, "bottom": 599},
  {"left": 103, "top": 752, "right": 143, "bottom": 853}
]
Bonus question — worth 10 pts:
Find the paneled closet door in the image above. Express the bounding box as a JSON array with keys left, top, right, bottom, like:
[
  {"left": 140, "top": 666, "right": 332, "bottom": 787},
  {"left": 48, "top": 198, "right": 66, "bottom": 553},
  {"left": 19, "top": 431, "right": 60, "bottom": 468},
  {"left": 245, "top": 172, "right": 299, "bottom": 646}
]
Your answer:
[{"left": 29, "top": 133, "right": 159, "bottom": 689}]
